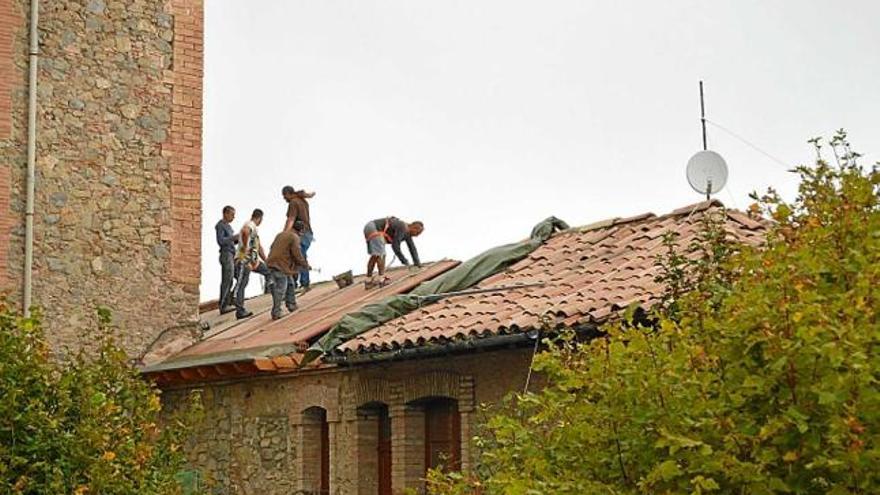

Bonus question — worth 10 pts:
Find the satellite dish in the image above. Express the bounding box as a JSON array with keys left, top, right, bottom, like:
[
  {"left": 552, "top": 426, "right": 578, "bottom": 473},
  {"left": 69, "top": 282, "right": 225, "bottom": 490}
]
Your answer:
[{"left": 686, "top": 150, "right": 728, "bottom": 196}]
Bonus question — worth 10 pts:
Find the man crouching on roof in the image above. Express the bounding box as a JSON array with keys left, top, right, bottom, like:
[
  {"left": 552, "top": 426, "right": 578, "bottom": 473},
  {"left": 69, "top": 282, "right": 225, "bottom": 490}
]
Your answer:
[
  {"left": 266, "top": 220, "right": 311, "bottom": 320},
  {"left": 363, "top": 217, "right": 423, "bottom": 288}
]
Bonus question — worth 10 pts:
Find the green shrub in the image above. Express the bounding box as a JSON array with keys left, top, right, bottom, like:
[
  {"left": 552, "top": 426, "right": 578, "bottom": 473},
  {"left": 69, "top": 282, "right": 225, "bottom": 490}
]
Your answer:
[
  {"left": 0, "top": 304, "right": 200, "bottom": 494},
  {"left": 429, "top": 132, "right": 880, "bottom": 494}
]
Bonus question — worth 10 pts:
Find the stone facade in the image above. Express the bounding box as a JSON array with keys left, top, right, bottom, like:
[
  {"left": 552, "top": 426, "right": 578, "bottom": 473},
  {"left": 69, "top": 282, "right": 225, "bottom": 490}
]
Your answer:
[
  {"left": 165, "top": 347, "right": 539, "bottom": 495},
  {"left": 0, "top": 0, "right": 203, "bottom": 355}
]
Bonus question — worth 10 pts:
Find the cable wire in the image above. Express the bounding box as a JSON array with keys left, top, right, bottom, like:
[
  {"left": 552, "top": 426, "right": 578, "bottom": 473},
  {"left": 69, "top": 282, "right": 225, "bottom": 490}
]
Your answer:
[
  {"left": 523, "top": 331, "right": 541, "bottom": 394},
  {"left": 705, "top": 118, "right": 791, "bottom": 169}
]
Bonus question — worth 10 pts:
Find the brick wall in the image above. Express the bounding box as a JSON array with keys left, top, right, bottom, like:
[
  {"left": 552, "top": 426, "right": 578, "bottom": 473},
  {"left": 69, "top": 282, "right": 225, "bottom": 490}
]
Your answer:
[
  {"left": 166, "top": 0, "right": 202, "bottom": 289},
  {"left": 0, "top": 0, "right": 15, "bottom": 290},
  {"left": 0, "top": 0, "right": 204, "bottom": 356},
  {"left": 0, "top": 0, "right": 13, "bottom": 138},
  {"left": 165, "top": 348, "right": 539, "bottom": 494}
]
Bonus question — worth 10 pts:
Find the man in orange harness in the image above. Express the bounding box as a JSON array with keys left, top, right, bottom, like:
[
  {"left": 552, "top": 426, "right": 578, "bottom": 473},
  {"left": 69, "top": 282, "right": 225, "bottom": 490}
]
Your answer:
[{"left": 363, "top": 217, "right": 423, "bottom": 287}]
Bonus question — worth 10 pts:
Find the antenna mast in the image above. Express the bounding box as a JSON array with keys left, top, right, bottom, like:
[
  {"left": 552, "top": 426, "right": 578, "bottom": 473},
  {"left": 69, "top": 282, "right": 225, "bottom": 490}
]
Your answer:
[
  {"left": 699, "top": 80, "right": 707, "bottom": 152},
  {"left": 686, "top": 81, "right": 728, "bottom": 201},
  {"left": 699, "top": 81, "right": 709, "bottom": 198}
]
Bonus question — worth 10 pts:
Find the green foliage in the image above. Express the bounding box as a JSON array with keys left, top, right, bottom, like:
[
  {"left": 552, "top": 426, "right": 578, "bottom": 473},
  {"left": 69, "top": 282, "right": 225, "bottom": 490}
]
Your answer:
[
  {"left": 0, "top": 302, "right": 201, "bottom": 494},
  {"left": 429, "top": 132, "right": 880, "bottom": 494}
]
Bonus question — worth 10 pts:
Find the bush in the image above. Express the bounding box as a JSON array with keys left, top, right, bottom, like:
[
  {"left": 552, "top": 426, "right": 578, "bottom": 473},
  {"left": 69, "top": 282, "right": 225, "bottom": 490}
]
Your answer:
[
  {"left": 429, "top": 132, "right": 880, "bottom": 494},
  {"left": 0, "top": 304, "right": 200, "bottom": 494}
]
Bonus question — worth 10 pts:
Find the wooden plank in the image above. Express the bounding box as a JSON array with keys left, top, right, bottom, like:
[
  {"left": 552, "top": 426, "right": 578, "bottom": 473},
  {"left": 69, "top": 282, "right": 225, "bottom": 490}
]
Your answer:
[
  {"left": 290, "top": 353, "right": 304, "bottom": 367},
  {"left": 253, "top": 358, "right": 277, "bottom": 371},
  {"left": 272, "top": 355, "right": 297, "bottom": 369}
]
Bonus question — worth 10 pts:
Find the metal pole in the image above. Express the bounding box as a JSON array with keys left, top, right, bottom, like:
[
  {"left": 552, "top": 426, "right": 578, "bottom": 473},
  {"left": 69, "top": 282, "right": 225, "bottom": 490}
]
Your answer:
[
  {"left": 415, "top": 282, "right": 546, "bottom": 303},
  {"left": 699, "top": 80, "right": 707, "bottom": 151},
  {"left": 23, "top": 0, "right": 39, "bottom": 316}
]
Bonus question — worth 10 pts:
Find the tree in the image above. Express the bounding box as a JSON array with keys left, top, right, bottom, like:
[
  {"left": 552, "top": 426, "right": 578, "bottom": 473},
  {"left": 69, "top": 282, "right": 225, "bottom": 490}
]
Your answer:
[
  {"left": 429, "top": 132, "right": 880, "bottom": 494},
  {"left": 0, "top": 304, "right": 200, "bottom": 494}
]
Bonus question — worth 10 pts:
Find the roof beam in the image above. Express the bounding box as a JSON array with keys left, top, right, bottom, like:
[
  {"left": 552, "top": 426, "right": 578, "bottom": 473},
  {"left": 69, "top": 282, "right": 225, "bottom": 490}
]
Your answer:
[
  {"left": 214, "top": 364, "right": 235, "bottom": 376},
  {"left": 179, "top": 368, "right": 199, "bottom": 381},
  {"left": 271, "top": 355, "right": 297, "bottom": 369},
  {"left": 253, "top": 358, "right": 277, "bottom": 371}
]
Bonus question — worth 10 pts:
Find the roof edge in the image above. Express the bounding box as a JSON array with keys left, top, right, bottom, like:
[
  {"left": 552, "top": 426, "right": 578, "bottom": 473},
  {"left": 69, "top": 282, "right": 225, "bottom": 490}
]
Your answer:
[{"left": 141, "top": 342, "right": 304, "bottom": 373}]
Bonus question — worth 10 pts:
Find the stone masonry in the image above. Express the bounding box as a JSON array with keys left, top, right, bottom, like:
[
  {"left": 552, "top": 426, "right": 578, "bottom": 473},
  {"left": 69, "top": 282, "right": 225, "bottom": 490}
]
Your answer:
[
  {"left": 0, "top": 0, "right": 203, "bottom": 355},
  {"left": 164, "top": 347, "right": 540, "bottom": 495}
]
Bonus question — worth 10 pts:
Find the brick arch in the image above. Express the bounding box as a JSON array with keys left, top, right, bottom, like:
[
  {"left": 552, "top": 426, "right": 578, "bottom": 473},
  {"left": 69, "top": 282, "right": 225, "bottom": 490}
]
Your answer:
[
  {"left": 291, "top": 384, "right": 339, "bottom": 423},
  {"left": 353, "top": 378, "right": 393, "bottom": 408},
  {"left": 401, "top": 370, "right": 473, "bottom": 408}
]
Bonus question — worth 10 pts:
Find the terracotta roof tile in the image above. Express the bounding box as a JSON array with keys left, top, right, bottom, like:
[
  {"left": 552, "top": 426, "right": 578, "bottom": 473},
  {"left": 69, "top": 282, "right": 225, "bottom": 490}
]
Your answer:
[{"left": 339, "top": 202, "right": 767, "bottom": 354}]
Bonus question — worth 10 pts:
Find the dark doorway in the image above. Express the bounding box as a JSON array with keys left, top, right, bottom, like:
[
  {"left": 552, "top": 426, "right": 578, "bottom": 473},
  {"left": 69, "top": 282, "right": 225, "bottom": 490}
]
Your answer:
[
  {"left": 320, "top": 414, "right": 329, "bottom": 493},
  {"left": 423, "top": 398, "right": 461, "bottom": 472},
  {"left": 356, "top": 402, "right": 392, "bottom": 495},
  {"left": 302, "top": 406, "right": 330, "bottom": 494},
  {"left": 377, "top": 405, "right": 392, "bottom": 495}
]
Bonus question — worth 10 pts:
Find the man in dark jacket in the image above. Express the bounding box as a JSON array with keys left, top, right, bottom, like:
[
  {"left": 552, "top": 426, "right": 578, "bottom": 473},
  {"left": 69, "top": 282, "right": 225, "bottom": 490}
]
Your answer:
[
  {"left": 266, "top": 226, "right": 310, "bottom": 320},
  {"left": 215, "top": 205, "right": 239, "bottom": 313},
  {"left": 362, "top": 217, "right": 423, "bottom": 286}
]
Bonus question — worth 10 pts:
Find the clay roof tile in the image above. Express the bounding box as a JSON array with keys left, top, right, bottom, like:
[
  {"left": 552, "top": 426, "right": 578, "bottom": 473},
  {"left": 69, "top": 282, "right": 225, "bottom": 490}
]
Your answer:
[{"left": 340, "top": 202, "right": 766, "bottom": 354}]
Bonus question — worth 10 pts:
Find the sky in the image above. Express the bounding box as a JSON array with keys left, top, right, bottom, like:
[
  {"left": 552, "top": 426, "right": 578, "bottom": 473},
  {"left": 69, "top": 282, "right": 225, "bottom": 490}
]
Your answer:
[{"left": 201, "top": 0, "right": 880, "bottom": 301}]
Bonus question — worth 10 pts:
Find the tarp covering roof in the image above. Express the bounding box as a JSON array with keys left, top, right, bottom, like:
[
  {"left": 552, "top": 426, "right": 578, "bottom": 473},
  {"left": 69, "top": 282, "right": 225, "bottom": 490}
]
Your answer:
[{"left": 303, "top": 216, "right": 570, "bottom": 363}]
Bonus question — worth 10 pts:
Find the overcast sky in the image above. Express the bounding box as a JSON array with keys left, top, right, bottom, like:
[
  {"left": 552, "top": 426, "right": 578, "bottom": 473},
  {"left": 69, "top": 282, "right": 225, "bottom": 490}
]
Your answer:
[{"left": 201, "top": 0, "right": 880, "bottom": 301}]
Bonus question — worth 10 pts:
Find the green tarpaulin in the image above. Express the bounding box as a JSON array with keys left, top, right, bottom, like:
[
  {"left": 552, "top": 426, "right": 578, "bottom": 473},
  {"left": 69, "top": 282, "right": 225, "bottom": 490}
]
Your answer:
[{"left": 303, "top": 216, "right": 569, "bottom": 364}]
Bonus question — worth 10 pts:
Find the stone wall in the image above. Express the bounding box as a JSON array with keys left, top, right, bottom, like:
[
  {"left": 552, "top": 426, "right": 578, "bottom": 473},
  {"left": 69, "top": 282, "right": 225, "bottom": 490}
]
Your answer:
[
  {"left": 0, "top": 0, "right": 203, "bottom": 356},
  {"left": 164, "top": 348, "right": 539, "bottom": 495}
]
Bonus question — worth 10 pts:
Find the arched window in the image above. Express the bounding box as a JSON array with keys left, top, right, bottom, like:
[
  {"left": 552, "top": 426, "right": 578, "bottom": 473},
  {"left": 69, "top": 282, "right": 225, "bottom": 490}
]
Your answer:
[
  {"left": 301, "top": 406, "right": 329, "bottom": 494},
  {"left": 356, "top": 402, "right": 392, "bottom": 495}
]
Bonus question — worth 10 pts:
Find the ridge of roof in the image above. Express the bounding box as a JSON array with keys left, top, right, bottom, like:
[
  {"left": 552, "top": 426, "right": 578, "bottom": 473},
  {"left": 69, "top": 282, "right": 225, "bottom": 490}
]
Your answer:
[
  {"left": 563, "top": 199, "right": 726, "bottom": 237},
  {"left": 668, "top": 199, "right": 724, "bottom": 216}
]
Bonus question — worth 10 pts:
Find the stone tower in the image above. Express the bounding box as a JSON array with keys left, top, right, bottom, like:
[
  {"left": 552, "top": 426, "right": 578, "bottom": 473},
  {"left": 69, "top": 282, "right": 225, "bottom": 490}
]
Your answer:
[{"left": 0, "top": 0, "right": 204, "bottom": 356}]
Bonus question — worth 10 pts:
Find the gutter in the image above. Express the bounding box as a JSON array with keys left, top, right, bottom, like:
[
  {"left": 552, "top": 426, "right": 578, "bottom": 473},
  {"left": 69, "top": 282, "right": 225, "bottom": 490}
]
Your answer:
[
  {"left": 325, "top": 329, "right": 543, "bottom": 365},
  {"left": 23, "top": 0, "right": 39, "bottom": 315}
]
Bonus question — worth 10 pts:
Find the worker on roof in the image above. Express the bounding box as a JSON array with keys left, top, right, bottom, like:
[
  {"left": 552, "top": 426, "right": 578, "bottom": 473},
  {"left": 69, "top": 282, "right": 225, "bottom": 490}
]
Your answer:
[
  {"left": 282, "top": 185, "right": 315, "bottom": 291},
  {"left": 363, "top": 217, "right": 423, "bottom": 287},
  {"left": 233, "top": 208, "right": 271, "bottom": 320},
  {"left": 215, "top": 205, "right": 239, "bottom": 314},
  {"left": 266, "top": 220, "right": 311, "bottom": 320}
]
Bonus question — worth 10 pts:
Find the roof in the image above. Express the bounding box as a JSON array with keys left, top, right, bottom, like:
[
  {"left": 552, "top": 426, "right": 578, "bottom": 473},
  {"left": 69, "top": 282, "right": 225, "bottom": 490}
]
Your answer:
[
  {"left": 338, "top": 201, "right": 766, "bottom": 355},
  {"left": 142, "top": 260, "right": 459, "bottom": 383}
]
